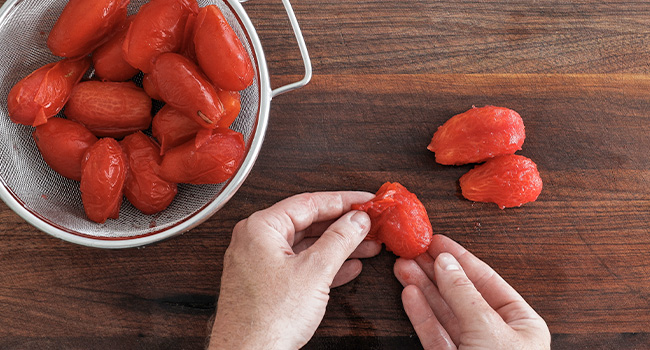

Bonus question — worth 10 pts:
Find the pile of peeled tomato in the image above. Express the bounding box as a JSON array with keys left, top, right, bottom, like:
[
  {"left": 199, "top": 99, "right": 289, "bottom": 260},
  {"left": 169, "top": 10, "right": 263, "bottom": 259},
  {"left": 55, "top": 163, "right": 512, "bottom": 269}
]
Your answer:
[{"left": 6, "top": 0, "right": 255, "bottom": 223}]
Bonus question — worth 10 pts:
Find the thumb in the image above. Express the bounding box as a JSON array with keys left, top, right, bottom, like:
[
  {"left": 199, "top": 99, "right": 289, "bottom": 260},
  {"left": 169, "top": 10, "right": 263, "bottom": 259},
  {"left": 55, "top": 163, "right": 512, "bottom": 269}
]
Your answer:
[
  {"left": 435, "top": 253, "right": 506, "bottom": 331},
  {"left": 301, "top": 210, "right": 371, "bottom": 281}
]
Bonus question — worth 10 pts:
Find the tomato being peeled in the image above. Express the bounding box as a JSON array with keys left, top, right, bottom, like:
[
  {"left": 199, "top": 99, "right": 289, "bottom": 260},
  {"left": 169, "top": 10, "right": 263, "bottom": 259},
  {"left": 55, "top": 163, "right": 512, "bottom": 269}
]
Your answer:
[
  {"left": 158, "top": 128, "right": 245, "bottom": 184},
  {"left": 193, "top": 5, "right": 254, "bottom": 91},
  {"left": 92, "top": 16, "right": 139, "bottom": 82},
  {"left": 32, "top": 118, "right": 98, "bottom": 181},
  {"left": 150, "top": 52, "right": 224, "bottom": 128},
  {"left": 48, "top": 0, "right": 129, "bottom": 58},
  {"left": 65, "top": 81, "right": 152, "bottom": 138},
  {"left": 122, "top": 0, "right": 199, "bottom": 73},
  {"left": 80, "top": 138, "right": 127, "bottom": 223},
  {"left": 120, "top": 132, "right": 177, "bottom": 215},
  {"left": 7, "top": 57, "right": 91, "bottom": 126},
  {"left": 352, "top": 182, "right": 433, "bottom": 259}
]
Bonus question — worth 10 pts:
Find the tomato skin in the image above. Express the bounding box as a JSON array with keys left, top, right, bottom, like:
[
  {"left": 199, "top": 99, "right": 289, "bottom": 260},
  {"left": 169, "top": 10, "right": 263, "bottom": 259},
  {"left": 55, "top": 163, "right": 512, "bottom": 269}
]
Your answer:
[
  {"left": 158, "top": 128, "right": 245, "bottom": 184},
  {"left": 352, "top": 182, "right": 433, "bottom": 259},
  {"left": 120, "top": 132, "right": 177, "bottom": 215},
  {"left": 92, "top": 16, "right": 139, "bottom": 81},
  {"left": 48, "top": 0, "right": 129, "bottom": 58},
  {"left": 32, "top": 118, "right": 98, "bottom": 181},
  {"left": 65, "top": 81, "right": 152, "bottom": 138},
  {"left": 216, "top": 90, "right": 241, "bottom": 128},
  {"left": 7, "top": 57, "right": 91, "bottom": 126},
  {"left": 80, "top": 138, "right": 127, "bottom": 223},
  {"left": 150, "top": 53, "right": 224, "bottom": 128},
  {"left": 193, "top": 5, "right": 254, "bottom": 91},
  {"left": 141, "top": 74, "right": 162, "bottom": 100},
  {"left": 152, "top": 105, "right": 201, "bottom": 155},
  {"left": 180, "top": 12, "right": 198, "bottom": 62},
  {"left": 122, "top": 0, "right": 199, "bottom": 73}
]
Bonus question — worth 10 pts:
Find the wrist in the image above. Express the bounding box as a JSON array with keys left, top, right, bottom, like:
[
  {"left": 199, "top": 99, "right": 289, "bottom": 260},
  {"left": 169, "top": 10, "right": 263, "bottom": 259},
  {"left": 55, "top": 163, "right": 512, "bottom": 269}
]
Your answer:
[{"left": 208, "top": 315, "right": 294, "bottom": 350}]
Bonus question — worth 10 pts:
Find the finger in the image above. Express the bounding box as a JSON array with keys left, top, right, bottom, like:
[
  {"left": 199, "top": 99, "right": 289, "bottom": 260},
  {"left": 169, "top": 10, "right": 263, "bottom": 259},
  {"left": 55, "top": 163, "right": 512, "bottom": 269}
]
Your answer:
[
  {"left": 292, "top": 219, "right": 338, "bottom": 248},
  {"left": 301, "top": 210, "right": 371, "bottom": 282},
  {"left": 331, "top": 259, "right": 363, "bottom": 288},
  {"left": 435, "top": 253, "right": 506, "bottom": 331},
  {"left": 429, "top": 235, "right": 542, "bottom": 325},
  {"left": 297, "top": 219, "right": 337, "bottom": 239},
  {"left": 293, "top": 237, "right": 382, "bottom": 259},
  {"left": 402, "top": 285, "right": 456, "bottom": 350},
  {"left": 394, "top": 258, "right": 460, "bottom": 344},
  {"left": 414, "top": 251, "right": 437, "bottom": 283},
  {"left": 245, "top": 191, "right": 374, "bottom": 246}
]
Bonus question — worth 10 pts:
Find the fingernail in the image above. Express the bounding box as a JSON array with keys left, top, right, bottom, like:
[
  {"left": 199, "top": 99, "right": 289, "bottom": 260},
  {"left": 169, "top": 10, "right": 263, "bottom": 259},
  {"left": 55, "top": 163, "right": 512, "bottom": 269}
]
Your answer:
[
  {"left": 437, "top": 253, "right": 461, "bottom": 271},
  {"left": 350, "top": 211, "right": 370, "bottom": 231}
]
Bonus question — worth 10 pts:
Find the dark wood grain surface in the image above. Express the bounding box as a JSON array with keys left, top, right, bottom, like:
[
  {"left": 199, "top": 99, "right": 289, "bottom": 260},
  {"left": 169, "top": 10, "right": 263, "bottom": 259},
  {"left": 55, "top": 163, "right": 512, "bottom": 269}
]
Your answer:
[{"left": 1, "top": 0, "right": 649, "bottom": 349}]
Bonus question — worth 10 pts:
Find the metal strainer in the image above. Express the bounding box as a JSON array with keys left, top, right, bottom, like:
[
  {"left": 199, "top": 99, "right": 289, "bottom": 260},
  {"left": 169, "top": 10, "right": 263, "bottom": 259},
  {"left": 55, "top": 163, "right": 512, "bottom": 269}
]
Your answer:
[{"left": 0, "top": 0, "right": 311, "bottom": 248}]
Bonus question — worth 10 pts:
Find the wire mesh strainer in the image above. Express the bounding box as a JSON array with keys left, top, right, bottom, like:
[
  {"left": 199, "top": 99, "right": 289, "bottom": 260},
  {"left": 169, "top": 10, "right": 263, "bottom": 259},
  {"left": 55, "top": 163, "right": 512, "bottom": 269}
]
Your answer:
[{"left": 0, "top": 0, "right": 311, "bottom": 248}]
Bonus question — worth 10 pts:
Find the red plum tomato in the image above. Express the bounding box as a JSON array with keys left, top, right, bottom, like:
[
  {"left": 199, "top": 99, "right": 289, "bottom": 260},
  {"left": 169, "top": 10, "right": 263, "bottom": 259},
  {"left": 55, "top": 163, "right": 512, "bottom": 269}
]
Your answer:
[
  {"left": 120, "top": 132, "right": 177, "bottom": 215},
  {"left": 352, "top": 182, "right": 433, "bottom": 259},
  {"left": 122, "top": 0, "right": 199, "bottom": 73},
  {"left": 65, "top": 81, "right": 152, "bottom": 138},
  {"left": 80, "top": 138, "right": 127, "bottom": 223},
  {"left": 193, "top": 5, "right": 254, "bottom": 91},
  {"left": 152, "top": 105, "right": 202, "bottom": 155},
  {"left": 92, "top": 16, "right": 139, "bottom": 81},
  {"left": 7, "top": 57, "right": 91, "bottom": 126},
  {"left": 216, "top": 90, "right": 241, "bottom": 128},
  {"left": 32, "top": 118, "right": 98, "bottom": 181},
  {"left": 158, "top": 128, "right": 245, "bottom": 184},
  {"left": 47, "top": 0, "right": 129, "bottom": 57},
  {"left": 150, "top": 52, "right": 224, "bottom": 128}
]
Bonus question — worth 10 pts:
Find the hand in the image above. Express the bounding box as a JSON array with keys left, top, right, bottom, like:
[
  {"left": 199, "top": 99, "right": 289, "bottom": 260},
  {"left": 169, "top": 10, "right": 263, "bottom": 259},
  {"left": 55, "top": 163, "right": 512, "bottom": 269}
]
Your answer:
[
  {"left": 394, "top": 234, "right": 551, "bottom": 350},
  {"left": 208, "top": 192, "right": 381, "bottom": 350}
]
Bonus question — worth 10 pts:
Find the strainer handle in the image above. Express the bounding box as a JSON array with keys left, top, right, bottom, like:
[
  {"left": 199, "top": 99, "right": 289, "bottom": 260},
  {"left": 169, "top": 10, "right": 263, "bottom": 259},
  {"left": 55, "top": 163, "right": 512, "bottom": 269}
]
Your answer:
[{"left": 241, "top": 0, "right": 312, "bottom": 98}]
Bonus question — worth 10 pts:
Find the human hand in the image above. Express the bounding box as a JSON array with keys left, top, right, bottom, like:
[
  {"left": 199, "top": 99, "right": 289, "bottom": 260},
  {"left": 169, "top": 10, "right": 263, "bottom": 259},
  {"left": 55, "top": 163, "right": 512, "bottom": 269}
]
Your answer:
[
  {"left": 208, "top": 192, "right": 381, "bottom": 350},
  {"left": 394, "top": 234, "right": 550, "bottom": 350}
]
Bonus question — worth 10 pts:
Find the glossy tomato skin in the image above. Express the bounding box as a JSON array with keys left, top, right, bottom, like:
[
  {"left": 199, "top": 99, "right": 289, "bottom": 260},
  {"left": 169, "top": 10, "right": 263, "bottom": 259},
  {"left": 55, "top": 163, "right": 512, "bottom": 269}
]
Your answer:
[
  {"left": 48, "top": 0, "right": 129, "bottom": 57},
  {"left": 158, "top": 128, "right": 245, "bottom": 184},
  {"left": 32, "top": 118, "right": 98, "bottom": 181},
  {"left": 7, "top": 57, "right": 91, "bottom": 126},
  {"left": 180, "top": 12, "right": 198, "bottom": 62},
  {"left": 352, "top": 182, "right": 433, "bottom": 259},
  {"left": 92, "top": 16, "right": 139, "bottom": 81},
  {"left": 459, "top": 154, "right": 543, "bottom": 209},
  {"left": 120, "top": 132, "right": 177, "bottom": 215},
  {"left": 152, "top": 105, "right": 202, "bottom": 154},
  {"left": 122, "top": 0, "right": 199, "bottom": 73},
  {"left": 65, "top": 81, "right": 152, "bottom": 138},
  {"left": 150, "top": 53, "right": 224, "bottom": 128},
  {"left": 193, "top": 5, "right": 254, "bottom": 91},
  {"left": 141, "top": 74, "right": 162, "bottom": 100},
  {"left": 428, "top": 106, "right": 526, "bottom": 165},
  {"left": 80, "top": 138, "right": 127, "bottom": 223},
  {"left": 216, "top": 90, "right": 241, "bottom": 128}
]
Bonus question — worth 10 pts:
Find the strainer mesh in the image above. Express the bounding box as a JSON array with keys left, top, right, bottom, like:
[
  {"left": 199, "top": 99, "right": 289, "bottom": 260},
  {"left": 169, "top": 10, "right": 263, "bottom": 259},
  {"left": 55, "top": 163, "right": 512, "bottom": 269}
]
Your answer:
[{"left": 0, "top": 0, "right": 260, "bottom": 239}]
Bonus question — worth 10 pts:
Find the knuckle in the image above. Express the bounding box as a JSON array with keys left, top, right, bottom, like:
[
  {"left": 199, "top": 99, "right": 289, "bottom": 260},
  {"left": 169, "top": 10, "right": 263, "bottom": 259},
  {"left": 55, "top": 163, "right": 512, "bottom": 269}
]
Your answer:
[
  {"left": 449, "top": 274, "right": 475, "bottom": 290},
  {"left": 326, "top": 226, "right": 354, "bottom": 251},
  {"left": 228, "top": 219, "right": 248, "bottom": 247}
]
